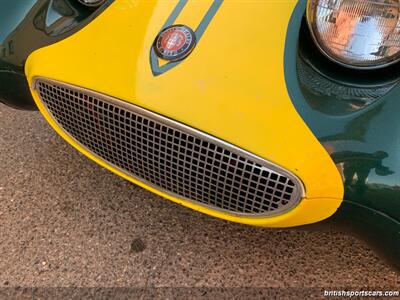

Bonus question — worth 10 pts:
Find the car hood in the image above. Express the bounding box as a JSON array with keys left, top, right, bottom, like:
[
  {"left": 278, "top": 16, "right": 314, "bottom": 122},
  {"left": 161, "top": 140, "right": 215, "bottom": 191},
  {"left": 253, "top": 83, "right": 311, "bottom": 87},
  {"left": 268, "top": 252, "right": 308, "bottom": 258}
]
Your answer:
[{"left": 25, "top": 0, "right": 344, "bottom": 226}]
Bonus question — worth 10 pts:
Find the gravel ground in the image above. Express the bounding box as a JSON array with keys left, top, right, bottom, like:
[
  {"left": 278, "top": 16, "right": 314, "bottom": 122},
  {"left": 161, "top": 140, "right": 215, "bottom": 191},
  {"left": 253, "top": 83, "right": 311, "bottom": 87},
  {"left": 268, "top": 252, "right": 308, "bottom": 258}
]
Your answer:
[{"left": 1, "top": 104, "right": 399, "bottom": 298}]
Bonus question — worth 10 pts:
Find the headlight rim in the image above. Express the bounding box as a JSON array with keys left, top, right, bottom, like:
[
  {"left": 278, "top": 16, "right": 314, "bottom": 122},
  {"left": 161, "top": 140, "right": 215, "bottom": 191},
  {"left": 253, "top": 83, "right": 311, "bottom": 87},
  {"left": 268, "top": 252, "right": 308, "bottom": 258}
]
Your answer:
[
  {"left": 77, "top": 0, "right": 107, "bottom": 8},
  {"left": 306, "top": 0, "right": 400, "bottom": 71}
]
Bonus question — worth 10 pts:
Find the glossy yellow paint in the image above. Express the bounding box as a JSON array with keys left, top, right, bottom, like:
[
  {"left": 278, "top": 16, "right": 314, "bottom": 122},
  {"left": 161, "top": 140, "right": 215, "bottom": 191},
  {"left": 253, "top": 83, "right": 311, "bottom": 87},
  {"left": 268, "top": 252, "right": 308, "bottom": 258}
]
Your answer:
[{"left": 26, "top": 0, "right": 344, "bottom": 227}]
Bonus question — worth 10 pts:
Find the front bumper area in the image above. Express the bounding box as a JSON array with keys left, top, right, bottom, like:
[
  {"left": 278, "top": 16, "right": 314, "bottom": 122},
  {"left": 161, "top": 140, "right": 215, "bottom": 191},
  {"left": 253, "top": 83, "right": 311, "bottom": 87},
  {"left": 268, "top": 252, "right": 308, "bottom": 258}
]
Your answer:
[{"left": 25, "top": 0, "right": 344, "bottom": 227}]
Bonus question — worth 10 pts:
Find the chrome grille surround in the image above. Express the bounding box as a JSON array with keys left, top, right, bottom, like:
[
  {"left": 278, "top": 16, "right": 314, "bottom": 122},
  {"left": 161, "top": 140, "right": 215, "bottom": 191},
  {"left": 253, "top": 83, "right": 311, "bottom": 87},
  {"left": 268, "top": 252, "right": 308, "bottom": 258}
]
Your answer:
[{"left": 34, "top": 77, "right": 305, "bottom": 217}]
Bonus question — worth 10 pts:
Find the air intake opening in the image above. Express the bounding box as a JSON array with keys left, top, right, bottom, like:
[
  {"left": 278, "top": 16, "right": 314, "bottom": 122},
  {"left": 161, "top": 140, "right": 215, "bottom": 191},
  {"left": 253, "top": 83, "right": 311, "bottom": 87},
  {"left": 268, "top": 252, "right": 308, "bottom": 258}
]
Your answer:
[{"left": 34, "top": 78, "right": 304, "bottom": 217}]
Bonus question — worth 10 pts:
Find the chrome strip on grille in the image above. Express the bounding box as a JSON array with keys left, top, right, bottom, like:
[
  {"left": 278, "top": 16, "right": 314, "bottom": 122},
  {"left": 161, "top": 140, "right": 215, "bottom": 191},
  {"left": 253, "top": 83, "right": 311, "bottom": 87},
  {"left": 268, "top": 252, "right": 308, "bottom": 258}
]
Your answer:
[{"left": 34, "top": 77, "right": 305, "bottom": 217}]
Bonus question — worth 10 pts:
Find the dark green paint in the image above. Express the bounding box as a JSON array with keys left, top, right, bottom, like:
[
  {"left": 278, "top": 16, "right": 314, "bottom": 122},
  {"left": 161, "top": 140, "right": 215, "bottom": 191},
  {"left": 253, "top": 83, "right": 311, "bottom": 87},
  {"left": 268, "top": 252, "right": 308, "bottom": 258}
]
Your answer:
[
  {"left": 285, "top": 1, "right": 400, "bottom": 269},
  {"left": 150, "top": 0, "right": 224, "bottom": 76},
  {"left": 0, "top": 0, "right": 112, "bottom": 110}
]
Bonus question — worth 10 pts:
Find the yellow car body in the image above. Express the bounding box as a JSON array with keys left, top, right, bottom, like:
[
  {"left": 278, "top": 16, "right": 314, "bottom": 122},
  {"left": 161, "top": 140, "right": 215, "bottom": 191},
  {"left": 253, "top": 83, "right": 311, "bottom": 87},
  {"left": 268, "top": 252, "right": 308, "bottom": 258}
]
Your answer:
[{"left": 25, "top": 0, "right": 343, "bottom": 228}]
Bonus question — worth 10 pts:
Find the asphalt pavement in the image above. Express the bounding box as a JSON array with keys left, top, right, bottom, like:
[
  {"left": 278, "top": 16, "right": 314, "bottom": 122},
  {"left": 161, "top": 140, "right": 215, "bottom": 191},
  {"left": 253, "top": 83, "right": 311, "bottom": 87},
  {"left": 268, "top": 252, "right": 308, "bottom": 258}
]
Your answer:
[{"left": 1, "top": 104, "right": 399, "bottom": 298}]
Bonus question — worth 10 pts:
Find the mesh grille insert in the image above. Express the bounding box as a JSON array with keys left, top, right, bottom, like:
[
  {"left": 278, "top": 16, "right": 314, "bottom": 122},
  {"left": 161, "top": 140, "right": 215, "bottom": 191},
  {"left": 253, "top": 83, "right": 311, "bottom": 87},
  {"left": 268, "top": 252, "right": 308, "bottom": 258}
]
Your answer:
[{"left": 35, "top": 78, "right": 303, "bottom": 216}]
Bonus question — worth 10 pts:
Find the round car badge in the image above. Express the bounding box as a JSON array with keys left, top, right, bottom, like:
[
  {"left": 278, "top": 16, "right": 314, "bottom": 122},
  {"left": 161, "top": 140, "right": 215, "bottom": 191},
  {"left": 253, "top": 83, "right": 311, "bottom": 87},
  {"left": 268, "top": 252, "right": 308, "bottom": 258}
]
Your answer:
[{"left": 154, "top": 25, "right": 197, "bottom": 62}]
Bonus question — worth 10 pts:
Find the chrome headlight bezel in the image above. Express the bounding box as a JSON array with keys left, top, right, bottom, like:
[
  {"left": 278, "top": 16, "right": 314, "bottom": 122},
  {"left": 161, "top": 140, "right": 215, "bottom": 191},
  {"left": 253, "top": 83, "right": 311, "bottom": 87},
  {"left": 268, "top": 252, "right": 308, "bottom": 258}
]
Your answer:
[
  {"left": 77, "top": 0, "right": 107, "bottom": 7},
  {"left": 306, "top": 0, "right": 400, "bottom": 70}
]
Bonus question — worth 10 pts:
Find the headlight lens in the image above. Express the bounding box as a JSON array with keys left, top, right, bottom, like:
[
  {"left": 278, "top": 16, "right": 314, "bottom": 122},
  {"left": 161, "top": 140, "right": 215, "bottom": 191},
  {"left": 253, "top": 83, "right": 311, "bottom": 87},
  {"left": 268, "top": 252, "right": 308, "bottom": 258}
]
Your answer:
[{"left": 307, "top": 0, "right": 400, "bottom": 69}]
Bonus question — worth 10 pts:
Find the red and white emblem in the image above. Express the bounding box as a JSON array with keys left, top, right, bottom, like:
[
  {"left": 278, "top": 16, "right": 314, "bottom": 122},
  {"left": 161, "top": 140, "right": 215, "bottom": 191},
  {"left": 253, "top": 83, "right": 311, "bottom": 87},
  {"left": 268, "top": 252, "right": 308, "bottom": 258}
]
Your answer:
[{"left": 154, "top": 25, "right": 196, "bottom": 62}]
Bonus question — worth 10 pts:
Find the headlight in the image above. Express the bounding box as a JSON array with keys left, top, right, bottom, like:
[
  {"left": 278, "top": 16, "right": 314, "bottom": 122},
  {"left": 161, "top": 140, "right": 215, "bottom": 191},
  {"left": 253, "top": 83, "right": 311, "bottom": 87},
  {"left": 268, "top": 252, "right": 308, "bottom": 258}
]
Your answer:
[{"left": 307, "top": 0, "right": 400, "bottom": 69}]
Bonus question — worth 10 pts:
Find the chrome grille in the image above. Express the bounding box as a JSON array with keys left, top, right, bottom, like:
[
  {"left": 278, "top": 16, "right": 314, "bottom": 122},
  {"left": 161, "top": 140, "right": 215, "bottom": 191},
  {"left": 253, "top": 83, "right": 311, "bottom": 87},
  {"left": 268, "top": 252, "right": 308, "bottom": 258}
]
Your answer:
[{"left": 34, "top": 78, "right": 304, "bottom": 217}]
